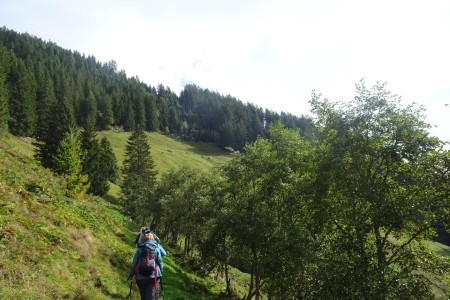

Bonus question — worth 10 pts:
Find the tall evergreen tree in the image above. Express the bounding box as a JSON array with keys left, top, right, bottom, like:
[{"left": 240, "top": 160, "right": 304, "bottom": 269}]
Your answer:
[
  {"left": 121, "top": 126, "right": 158, "bottom": 221},
  {"left": 0, "top": 71, "right": 8, "bottom": 136},
  {"left": 34, "top": 95, "right": 76, "bottom": 169},
  {"left": 98, "top": 136, "right": 119, "bottom": 185},
  {"left": 7, "top": 58, "right": 36, "bottom": 136},
  {"left": 144, "top": 91, "right": 159, "bottom": 131},
  {"left": 80, "top": 122, "right": 101, "bottom": 193},
  {"left": 97, "top": 93, "right": 114, "bottom": 130},
  {"left": 123, "top": 103, "right": 135, "bottom": 131},
  {"left": 0, "top": 47, "right": 10, "bottom": 136},
  {"left": 80, "top": 123, "right": 119, "bottom": 196},
  {"left": 53, "top": 127, "right": 88, "bottom": 198},
  {"left": 79, "top": 90, "right": 97, "bottom": 127},
  {"left": 35, "top": 69, "right": 56, "bottom": 139}
]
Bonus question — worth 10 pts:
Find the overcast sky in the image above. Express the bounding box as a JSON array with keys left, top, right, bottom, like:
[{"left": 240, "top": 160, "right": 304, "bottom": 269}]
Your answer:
[{"left": 1, "top": 0, "right": 449, "bottom": 141}]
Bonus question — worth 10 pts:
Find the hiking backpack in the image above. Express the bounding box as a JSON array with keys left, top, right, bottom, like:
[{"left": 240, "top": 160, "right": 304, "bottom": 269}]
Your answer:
[{"left": 138, "top": 243, "right": 158, "bottom": 276}]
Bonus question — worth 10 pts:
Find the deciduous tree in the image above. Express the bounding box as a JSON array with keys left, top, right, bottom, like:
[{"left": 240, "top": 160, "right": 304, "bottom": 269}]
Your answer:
[{"left": 309, "top": 80, "right": 450, "bottom": 299}]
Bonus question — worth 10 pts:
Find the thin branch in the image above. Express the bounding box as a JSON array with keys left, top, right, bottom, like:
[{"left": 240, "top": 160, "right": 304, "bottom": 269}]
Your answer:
[
  {"left": 423, "top": 275, "right": 449, "bottom": 296},
  {"left": 386, "top": 226, "right": 432, "bottom": 265}
]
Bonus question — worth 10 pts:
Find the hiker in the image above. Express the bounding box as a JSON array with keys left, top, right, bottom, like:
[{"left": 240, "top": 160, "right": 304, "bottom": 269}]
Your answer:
[
  {"left": 130, "top": 231, "right": 164, "bottom": 300},
  {"left": 134, "top": 227, "right": 167, "bottom": 265},
  {"left": 135, "top": 225, "right": 161, "bottom": 246}
]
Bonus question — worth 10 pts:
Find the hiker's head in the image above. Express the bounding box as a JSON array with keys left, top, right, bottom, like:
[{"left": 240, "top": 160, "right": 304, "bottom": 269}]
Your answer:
[
  {"left": 143, "top": 229, "right": 155, "bottom": 241},
  {"left": 140, "top": 227, "right": 149, "bottom": 234}
]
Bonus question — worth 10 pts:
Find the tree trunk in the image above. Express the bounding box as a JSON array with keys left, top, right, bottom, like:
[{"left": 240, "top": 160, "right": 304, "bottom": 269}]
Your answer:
[
  {"left": 141, "top": 214, "right": 147, "bottom": 227},
  {"left": 374, "top": 226, "right": 387, "bottom": 299},
  {"left": 246, "top": 268, "right": 254, "bottom": 300},
  {"left": 252, "top": 244, "right": 260, "bottom": 300},
  {"left": 224, "top": 263, "right": 232, "bottom": 297},
  {"left": 172, "top": 229, "right": 178, "bottom": 245}
]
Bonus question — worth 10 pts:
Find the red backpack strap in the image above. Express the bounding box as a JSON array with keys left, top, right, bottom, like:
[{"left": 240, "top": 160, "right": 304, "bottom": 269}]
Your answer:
[{"left": 153, "top": 260, "right": 157, "bottom": 293}]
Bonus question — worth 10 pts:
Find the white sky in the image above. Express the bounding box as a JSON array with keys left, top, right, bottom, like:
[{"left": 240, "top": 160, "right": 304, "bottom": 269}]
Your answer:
[{"left": 1, "top": 0, "right": 449, "bottom": 141}]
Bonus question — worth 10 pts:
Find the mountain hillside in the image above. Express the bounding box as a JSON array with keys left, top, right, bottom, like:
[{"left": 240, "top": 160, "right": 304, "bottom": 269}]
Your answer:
[{"left": 0, "top": 134, "right": 236, "bottom": 299}]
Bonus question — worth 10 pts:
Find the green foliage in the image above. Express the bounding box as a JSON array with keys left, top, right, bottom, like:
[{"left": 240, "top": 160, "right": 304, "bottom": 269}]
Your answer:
[
  {"left": 53, "top": 128, "right": 88, "bottom": 197},
  {"left": 80, "top": 123, "right": 119, "bottom": 196},
  {"left": 34, "top": 69, "right": 56, "bottom": 139},
  {"left": 0, "top": 27, "right": 314, "bottom": 154},
  {"left": 220, "top": 122, "right": 317, "bottom": 298},
  {"left": 306, "top": 80, "right": 450, "bottom": 299},
  {"left": 0, "top": 134, "right": 229, "bottom": 299},
  {"left": 157, "top": 167, "right": 217, "bottom": 251},
  {"left": 2, "top": 26, "right": 449, "bottom": 299},
  {"left": 6, "top": 56, "right": 36, "bottom": 136},
  {"left": 121, "top": 126, "right": 157, "bottom": 221},
  {"left": 34, "top": 95, "right": 76, "bottom": 169},
  {"left": 0, "top": 70, "right": 8, "bottom": 136}
]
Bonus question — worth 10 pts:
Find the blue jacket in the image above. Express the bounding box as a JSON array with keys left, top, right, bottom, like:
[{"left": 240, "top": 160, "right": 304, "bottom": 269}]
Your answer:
[{"left": 130, "top": 241, "right": 164, "bottom": 280}]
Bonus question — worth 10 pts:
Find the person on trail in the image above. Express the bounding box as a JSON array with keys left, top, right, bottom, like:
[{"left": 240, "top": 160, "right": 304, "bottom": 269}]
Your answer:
[
  {"left": 135, "top": 227, "right": 166, "bottom": 262},
  {"left": 130, "top": 231, "right": 164, "bottom": 300},
  {"left": 135, "top": 225, "right": 161, "bottom": 246}
]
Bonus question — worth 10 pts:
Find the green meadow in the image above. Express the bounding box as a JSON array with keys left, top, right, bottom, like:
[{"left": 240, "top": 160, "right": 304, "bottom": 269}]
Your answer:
[{"left": 0, "top": 133, "right": 237, "bottom": 299}]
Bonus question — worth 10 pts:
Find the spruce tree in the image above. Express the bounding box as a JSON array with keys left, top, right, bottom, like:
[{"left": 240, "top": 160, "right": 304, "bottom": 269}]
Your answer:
[
  {"left": 0, "top": 72, "right": 8, "bottom": 136},
  {"left": 35, "top": 69, "right": 56, "bottom": 139},
  {"left": 80, "top": 122, "right": 101, "bottom": 194},
  {"left": 53, "top": 127, "right": 88, "bottom": 197},
  {"left": 35, "top": 95, "right": 76, "bottom": 169},
  {"left": 79, "top": 90, "right": 97, "bottom": 128},
  {"left": 123, "top": 104, "right": 135, "bottom": 131},
  {"left": 94, "top": 136, "right": 120, "bottom": 195},
  {"left": 144, "top": 92, "right": 159, "bottom": 131},
  {"left": 97, "top": 94, "right": 114, "bottom": 130},
  {"left": 0, "top": 47, "right": 10, "bottom": 136},
  {"left": 7, "top": 58, "right": 36, "bottom": 136},
  {"left": 99, "top": 136, "right": 119, "bottom": 184},
  {"left": 80, "top": 123, "right": 119, "bottom": 196},
  {"left": 121, "top": 126, "right": 157, "bottom": 221}
]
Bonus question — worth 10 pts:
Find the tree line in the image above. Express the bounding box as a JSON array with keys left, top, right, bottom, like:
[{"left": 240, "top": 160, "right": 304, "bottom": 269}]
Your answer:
[
  {"left": 0, "top": 25, "right": 312, "bottom": 199},
  {"left": 0, "top": 26, "right": 314, "bottom": 152},
  {"left": 122, "top": 81, "right": 450, "bottom": 299},
  {"left": 1, "top": 26, "right": 449, "bottom": 298}
]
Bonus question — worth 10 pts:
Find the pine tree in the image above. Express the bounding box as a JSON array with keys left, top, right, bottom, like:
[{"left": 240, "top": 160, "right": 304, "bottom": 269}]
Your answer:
[
  {"left": 0, "top": 47, "right": 10, "bottom": 136},
  {"left": 79, "top": 90, "right": 97, "bottom": 127},
  {"left": 97, "top": 93, "right": 114, "bottom": 130},
  {"left": 0, "top": 72, "right": 8, "bottom": 136},
  {"left": 121, "top": 126, "right": 157, "bottom": 221},
  {"left": 124, "top": 103, "right": 135, "bottom": 131},
  {"left": 80, "top": 123, "right": 119, "bottom": 196},
  {"left": 35, "top": 69, "right": 56, "bottom": 139},
  {"left": 100, "top": 137, "right": 119, "bottom": 179},
  {"left": 144, "top": 91, "right": 159, "bottom": 131},
  {"left": 35, "top": 94, "right": 76, "bottom": 169},
  {"left": 7, "top": 58, "right": 36, "bottom": 136},
  {"left": 80, "top": 122, "right": 101, "bottom": 193},
  {"left": 95, "top": 136, "right": 119, "bottom": 195},
  {"left": 53, "top": 127, "right": 88, "bottom": 197}
]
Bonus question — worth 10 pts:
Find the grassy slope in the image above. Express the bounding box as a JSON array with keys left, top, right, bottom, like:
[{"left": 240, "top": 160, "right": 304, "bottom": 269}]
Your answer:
[
  {"left": 0, "top": 133, "right": 232, "bottom": 299},
  {"left": 98, "top": 131, "right": 231, "bottom": 174},
  {"left": 1, "top": 132, "right": 448, "bottom": 299},
  {"left": 99, "top": 131, "right": 232, "bottom": 201}
]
